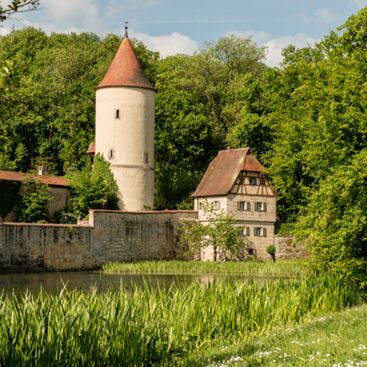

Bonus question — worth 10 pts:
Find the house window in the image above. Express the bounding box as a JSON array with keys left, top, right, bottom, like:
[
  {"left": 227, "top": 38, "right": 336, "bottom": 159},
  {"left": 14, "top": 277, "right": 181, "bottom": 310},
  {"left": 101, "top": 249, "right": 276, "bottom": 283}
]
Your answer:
[
  {"left": 255, "top": 202, "right": 267, "bottom": 212},
  {"left": 212, "top": 201, "right": 220, "bottom": 210},
  {"left": 238, "top": 201, "right": 251, "bottom": 211},
  {"left": 108, "top": 149, "right": 114, "bottom": 159},
  {"left": 254, "top": 227, "right": 267, "bottom": 237},
  {"left": 115, "top": 109, "right": 120, "bottom": 118},
  {"left": 243, "top": 227, "right": 250, "bottom": 236},
  {"left": 248, "top": 177, "right": 257, "bottom": 185}
]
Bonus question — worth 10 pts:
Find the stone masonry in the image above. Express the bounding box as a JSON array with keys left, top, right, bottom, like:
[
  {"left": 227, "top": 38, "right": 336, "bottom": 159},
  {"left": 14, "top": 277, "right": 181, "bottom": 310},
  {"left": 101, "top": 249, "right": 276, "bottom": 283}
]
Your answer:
[{"left": 0, "top": 210, "right": 196, "bottom": 271}]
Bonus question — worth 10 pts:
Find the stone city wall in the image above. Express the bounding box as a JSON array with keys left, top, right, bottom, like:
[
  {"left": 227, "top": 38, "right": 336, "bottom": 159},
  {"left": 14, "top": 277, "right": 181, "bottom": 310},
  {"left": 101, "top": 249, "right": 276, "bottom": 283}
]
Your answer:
[
  {"left": 0, "top": 210, "right": 196, "bottom": 271},
  {"left": 275, "top": 235, "right": 309, "bottom": 260}
]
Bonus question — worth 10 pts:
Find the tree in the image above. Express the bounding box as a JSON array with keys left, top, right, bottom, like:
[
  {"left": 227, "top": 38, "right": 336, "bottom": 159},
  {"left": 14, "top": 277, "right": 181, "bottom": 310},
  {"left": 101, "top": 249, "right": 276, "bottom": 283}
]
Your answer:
[
  {"left": 0, "top": 0, "right": 39, "bottom": 22},
  {"left": 69, "top": 154, "right": 119, "bottom": 219},
  {"left": 16, "top": 176, "right": 51, "bottom": 222},
  {"left": 154, "top": 36, "right": 267, "bottom": 209},
  {"left": 296, "top": 150, "right": 367, "bottom": 290},
  {"left": 180, "top": 202, "right": 246, "bottom": 261}
]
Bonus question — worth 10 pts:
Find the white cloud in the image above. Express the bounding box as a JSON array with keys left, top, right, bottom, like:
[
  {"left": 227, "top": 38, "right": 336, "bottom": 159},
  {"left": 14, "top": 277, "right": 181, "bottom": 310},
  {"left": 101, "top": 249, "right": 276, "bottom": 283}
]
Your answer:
[
  {"left": 132, "top": 31, "right": 199, "bottom": 57},
  {"left": 264, "top": 34, "right": 317, "bottom": 67},
  {"left": 225, "top": 31, "right": 317, "bottom": 67},
  {"left": 38, "top": 0, "right": 102, "bottom": 32},
  {"left": 349, "top": 0, "right": 367, "bottom": 8},
  {"left": 297, "top": 8, "right": 335, "bottom": 25},
  {"left": 0, "top": 23, "right": 13, "bottom": 36},
  {"left": 127, "top": 0, "right": 166, "bottom": 9},
  {"left": 315, "top": 8, "right": 335, "bottom": 23}
]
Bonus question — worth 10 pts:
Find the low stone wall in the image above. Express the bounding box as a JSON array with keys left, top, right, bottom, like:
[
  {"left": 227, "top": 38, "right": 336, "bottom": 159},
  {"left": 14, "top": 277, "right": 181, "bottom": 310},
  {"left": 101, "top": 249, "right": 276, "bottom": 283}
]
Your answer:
[
  {"left": 0, "top": 210, "right": 197, "bottom": 271},
  {"left": 275, "top": 235, "right": 309, "bottom": 260}
]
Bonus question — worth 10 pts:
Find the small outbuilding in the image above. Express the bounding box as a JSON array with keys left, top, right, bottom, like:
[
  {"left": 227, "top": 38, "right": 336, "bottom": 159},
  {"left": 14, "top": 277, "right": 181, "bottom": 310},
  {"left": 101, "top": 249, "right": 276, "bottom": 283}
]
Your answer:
[{"left": 0, "top": 170, "right": 70, "bottom": 222}]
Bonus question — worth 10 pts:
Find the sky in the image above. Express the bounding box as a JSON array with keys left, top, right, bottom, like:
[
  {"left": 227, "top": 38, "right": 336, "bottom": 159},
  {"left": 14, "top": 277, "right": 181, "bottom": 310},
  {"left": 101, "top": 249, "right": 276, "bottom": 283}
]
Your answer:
[{"left": 1, "top": 0, "right": 367, "bottom": 66}]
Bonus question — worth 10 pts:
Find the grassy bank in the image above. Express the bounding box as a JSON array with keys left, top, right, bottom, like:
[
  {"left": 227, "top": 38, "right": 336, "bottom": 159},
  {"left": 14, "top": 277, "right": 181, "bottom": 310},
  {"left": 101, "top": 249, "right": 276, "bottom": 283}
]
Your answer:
[
  {"left": 0, "top": 276, "right": 360, "bottom": 366},
  {"left": 102, "top": 260, "right": 310, "bottom": 277},
  {"left": 177, "top": 304, "right": 367, "bottom": 367}
]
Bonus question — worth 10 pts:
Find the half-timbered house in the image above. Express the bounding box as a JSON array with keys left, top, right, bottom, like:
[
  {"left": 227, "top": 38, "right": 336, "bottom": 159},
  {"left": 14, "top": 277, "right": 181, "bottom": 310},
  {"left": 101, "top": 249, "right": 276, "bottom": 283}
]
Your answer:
[{"left": 192, "top": 148, "right": 276, "bottom": 260}]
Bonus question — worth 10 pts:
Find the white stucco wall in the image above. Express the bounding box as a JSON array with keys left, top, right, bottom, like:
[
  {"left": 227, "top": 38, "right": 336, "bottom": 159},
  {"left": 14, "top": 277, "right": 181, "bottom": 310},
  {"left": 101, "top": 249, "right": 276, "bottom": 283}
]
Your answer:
[{"left": 96, "top": 87, "right": 155, "bottom": 210}]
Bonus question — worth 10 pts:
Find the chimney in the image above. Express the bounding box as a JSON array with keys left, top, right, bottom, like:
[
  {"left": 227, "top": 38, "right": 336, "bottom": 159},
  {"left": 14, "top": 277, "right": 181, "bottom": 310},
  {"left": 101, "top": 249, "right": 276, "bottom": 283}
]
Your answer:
[{"left": 37, "top": 165, "right": 45, "bottom": 176}]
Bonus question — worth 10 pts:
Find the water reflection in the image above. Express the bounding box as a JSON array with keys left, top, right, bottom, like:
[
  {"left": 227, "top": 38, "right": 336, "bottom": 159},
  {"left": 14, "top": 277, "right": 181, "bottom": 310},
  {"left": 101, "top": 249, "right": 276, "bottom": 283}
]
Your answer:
[{"left": 0, "top": 272, "right": 256, "bottom": 295}]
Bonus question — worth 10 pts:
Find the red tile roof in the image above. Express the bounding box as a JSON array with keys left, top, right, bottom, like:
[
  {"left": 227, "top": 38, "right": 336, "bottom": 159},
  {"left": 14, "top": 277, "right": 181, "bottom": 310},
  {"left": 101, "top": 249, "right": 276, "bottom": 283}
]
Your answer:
[
  {"left": 0, "top": 170, "right": 69, "bottom": 187},
  {"left": 98, "top": 37, "right": 154, "bottom": 90},
  {"left": 192, "top": 148, "right": 266, "bottom": 197}
]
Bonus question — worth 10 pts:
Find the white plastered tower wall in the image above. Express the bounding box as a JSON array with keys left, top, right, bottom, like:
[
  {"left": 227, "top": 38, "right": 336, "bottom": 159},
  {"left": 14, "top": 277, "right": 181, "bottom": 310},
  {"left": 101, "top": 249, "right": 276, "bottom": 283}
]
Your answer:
[
  {"left": 95, "top": 34, "right": 155, "bottom": 211},
  {"left": 95, "top": 87, "right": 155, "bottom": 210}
]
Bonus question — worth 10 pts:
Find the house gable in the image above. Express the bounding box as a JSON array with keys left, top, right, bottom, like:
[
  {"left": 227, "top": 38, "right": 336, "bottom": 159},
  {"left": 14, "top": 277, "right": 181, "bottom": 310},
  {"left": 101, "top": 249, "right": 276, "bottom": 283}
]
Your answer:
[
  {"left": 230, "top": 170, "right": 275, "bottom": 197},
  {"left": 192, "top": 147, "right": 274, "bottom": 198}
]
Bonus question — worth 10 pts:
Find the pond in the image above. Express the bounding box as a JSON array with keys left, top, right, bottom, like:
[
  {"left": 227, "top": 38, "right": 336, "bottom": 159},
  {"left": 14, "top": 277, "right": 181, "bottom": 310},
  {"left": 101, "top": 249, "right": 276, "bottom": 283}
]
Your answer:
[{"left": 0, "top": 272, "right": 268, "bottom": 295}]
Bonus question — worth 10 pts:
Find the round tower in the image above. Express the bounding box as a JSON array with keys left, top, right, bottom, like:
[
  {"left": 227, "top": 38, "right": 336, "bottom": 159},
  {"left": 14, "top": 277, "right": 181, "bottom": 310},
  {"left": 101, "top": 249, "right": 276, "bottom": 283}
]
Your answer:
[{"left": 95, "top": 32, "right": 155, "bottom": 211}]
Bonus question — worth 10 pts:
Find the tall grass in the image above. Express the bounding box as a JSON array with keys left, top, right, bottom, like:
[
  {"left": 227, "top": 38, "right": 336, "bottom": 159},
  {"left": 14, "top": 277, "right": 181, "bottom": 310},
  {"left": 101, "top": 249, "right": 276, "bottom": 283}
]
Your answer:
[
  {"left": 0, "top": 275, "right": 360, "bottom": 366},
  {"left": 102, "top": 260, "right": 310, "bottom": 277}
]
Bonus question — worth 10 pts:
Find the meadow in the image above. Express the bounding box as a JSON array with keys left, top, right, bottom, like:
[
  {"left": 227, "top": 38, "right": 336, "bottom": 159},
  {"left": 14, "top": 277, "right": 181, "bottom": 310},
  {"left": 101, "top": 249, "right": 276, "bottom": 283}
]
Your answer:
[
  {"left": 0, "top": 271, "right": 361, "bottom": 366},
  {"left": 175, "top": 304, "right": 367, "bottom": 367},
  {"left": 102, "top": 260, "right": 310, "bottom": 277}
]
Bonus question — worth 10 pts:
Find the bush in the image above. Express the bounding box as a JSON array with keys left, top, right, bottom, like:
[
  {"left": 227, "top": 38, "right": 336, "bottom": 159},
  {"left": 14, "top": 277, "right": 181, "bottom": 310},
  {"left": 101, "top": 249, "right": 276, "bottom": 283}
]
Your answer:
[
  {"left": 266, "top": 244, "right": 276, "bottom": 262},
  {"left": 16, "top": 177, "right": 51, "bottom": 223},
  {"left": 68, "top": 154, "right": 119, "bottom": 219}
]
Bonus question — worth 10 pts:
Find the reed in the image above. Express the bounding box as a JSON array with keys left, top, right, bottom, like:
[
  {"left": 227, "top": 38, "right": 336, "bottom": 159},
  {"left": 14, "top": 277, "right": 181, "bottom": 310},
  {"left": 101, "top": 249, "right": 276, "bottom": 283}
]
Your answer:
[
  {"left": 102, "top": 260, "right": 310, "bottom": 277},
  {"left": 0, "top": 275, "right": 360, "bottom": 366}
]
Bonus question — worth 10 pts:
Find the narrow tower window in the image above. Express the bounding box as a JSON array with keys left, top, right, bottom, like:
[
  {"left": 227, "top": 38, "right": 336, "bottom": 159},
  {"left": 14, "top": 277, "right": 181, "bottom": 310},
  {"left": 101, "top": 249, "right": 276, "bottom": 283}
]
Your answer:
[
  {"left": 115, "top": 109, "right": 120, "bottom": 118},
  {"left": 144, "top": 153, "right": 149, "bottom": 164},
  {"left": 108, "top": 149, "right": 114, "bottom": 159}
]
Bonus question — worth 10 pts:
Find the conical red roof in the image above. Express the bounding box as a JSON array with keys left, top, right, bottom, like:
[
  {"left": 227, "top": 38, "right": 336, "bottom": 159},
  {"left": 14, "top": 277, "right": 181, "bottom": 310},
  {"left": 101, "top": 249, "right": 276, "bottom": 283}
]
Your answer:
[{"left": 97, "top": 37, "right": 154, "bottom": 90}]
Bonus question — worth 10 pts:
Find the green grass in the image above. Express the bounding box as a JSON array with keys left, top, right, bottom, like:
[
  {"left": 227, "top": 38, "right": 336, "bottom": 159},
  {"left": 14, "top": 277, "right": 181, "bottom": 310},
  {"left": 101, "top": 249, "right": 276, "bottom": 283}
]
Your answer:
[
  {"left": 102, "top": 260, "right": 310, "bottom": 277},
  {"left": 0, "top": 275, "right": 360, "bottom": 366},
  {"left": 176, "top": 304, "right": 367, "bottom": 366}
]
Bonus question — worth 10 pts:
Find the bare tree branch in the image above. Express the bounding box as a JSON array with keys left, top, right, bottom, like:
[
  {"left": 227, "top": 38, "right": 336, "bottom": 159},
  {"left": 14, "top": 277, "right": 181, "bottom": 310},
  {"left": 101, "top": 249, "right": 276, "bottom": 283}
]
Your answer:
[{"left": 0, "top": 0, "right": 40, "bottom": 22}]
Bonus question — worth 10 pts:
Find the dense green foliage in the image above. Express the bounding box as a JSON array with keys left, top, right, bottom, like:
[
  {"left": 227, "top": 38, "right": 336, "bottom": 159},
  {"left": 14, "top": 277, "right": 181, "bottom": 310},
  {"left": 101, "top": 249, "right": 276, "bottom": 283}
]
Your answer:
[
  {"left": 0, "top": 28, "right": 157, "bottom": 175},
  {"left": 296, "top": 150, "right": 367, "bottom": 290},
  {"left": 68, "top": 154, "right": 119, "bottom": 219},
  {"left": 16, "top": 177, "right": 51, "bottom": 222},
  {"left": 0, "top": 276, "right": 359, "bottom": 366}
]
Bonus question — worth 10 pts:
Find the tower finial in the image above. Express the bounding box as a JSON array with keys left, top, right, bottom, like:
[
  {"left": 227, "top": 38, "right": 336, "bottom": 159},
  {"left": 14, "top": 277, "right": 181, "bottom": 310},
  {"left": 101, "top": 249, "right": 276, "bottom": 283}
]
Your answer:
[{"left": 124, "top": 21, "right": 129, "bottom": 38}]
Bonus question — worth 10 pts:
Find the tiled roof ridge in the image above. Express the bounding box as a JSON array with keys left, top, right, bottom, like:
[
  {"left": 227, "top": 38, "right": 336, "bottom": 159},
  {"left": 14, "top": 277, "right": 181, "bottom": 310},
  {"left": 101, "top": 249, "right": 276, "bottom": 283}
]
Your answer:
[
  {"left": 0, "top": 170, "right": 69, "bottom": 187},
  {"left": 192, "top": 147, "right": 267, "bottom": 197}
]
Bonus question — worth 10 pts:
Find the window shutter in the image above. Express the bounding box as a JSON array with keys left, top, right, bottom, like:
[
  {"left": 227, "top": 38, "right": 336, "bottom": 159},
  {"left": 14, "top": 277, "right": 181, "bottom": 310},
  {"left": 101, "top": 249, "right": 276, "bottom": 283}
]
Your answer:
[
  {"left": 263, "top": 202, "right": 267, "bottom": 212},
  {"left": 263, "top": 228, "right": 267, "bottom": 237}
]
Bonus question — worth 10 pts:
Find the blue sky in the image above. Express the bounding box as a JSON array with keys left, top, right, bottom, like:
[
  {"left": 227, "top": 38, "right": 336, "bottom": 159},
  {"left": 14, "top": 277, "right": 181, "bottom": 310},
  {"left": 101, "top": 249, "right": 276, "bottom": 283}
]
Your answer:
[{"left": 1, "top": 0, "right": 367, "bottom": 65}]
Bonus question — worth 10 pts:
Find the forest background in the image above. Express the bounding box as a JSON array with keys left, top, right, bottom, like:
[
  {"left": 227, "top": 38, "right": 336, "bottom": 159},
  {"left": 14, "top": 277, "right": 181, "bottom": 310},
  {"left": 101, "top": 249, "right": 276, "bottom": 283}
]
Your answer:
[{"left": 1, "top": 6, "right": 367, "bottom": 283}]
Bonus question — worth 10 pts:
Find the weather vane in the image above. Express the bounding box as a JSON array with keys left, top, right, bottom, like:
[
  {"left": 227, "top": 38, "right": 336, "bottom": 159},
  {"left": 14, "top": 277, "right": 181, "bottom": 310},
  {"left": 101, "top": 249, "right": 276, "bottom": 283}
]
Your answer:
[{"left": 124, "top": 21, "right": 129, "bottom": 38}]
